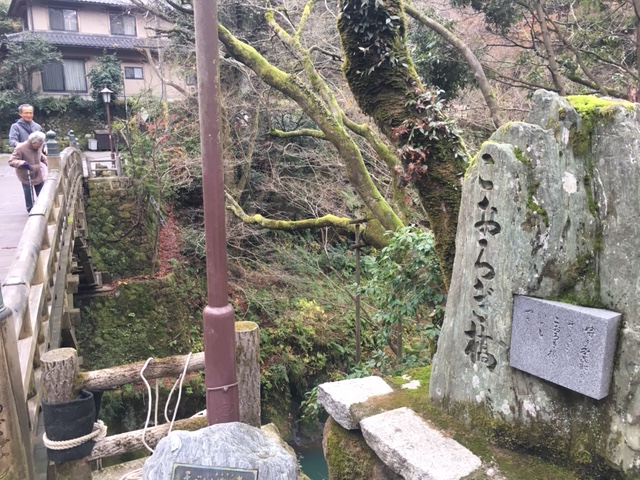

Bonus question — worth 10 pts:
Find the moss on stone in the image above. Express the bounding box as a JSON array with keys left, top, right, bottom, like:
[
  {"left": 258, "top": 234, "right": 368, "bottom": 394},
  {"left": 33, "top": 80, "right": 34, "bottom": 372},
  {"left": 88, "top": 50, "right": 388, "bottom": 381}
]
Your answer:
[
  {"left": 327, "top": 366, "right": 629, "bottom": 479},
  {"left": 513, "top": 146, "right": 529, "bottom": 165},
  {"left": 526, "top": 181, "right": 549, "bottom": 227},
  {"left": 85, "top": 178, "right": 157, "bottom": 278},
  {"left": 567, "top": 96, "right": 634, "bottom": 158},
  {"left": 323, "top": 417, "right": 401, "bottom": 479}
]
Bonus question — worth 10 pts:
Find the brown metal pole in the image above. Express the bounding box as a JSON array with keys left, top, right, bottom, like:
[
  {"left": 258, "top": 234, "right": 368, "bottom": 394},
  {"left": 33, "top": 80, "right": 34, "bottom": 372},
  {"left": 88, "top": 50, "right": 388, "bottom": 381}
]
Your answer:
[
  {"left": 355, "top": 225, "right": 361, "bottom": 363},
  {"left": 106, "top": 102, "right": 115, "bottom": 164},
  {"left": 194, "top": 0, "right": 239, "bottom": 424}
]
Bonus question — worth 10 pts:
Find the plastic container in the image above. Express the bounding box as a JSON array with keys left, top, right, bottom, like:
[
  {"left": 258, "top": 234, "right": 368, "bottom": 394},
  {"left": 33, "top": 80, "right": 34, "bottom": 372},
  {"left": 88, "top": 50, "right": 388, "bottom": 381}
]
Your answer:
[{"left": 87, "top": 138, "right": 98, "bottom": 151}]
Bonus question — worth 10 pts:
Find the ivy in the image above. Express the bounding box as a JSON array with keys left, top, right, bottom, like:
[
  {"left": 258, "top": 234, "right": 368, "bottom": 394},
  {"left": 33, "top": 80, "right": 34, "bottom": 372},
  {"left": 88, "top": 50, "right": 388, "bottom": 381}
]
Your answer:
[
  {"left": 341, "top": 0, "right": 406, "bottom": 75},
  {"left": 392, "top": 90, "right": 464, "bottom": 182}
]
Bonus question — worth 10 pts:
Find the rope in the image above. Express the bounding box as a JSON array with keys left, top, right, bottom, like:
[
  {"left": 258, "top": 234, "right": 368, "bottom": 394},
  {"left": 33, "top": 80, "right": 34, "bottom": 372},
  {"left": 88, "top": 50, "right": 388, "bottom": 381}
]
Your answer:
[
  {"left": 139, "top": 353, "right": 193, "bottom": 452},
  {"left": 140, "top": 357, "right": 155, "bottom": 453},
  {"left": 43, "top": 420, "right": 107, "bottom": 450},
  {"left": 164, "top": 352, "right": 192, "bottom": 436}
]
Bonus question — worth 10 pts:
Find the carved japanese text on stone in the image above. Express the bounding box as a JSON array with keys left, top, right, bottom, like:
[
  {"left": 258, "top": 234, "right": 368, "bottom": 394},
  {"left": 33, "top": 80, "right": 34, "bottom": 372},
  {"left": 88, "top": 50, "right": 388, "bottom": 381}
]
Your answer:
[
  {"left": 510, "top": 296, "right": 620, "bottom": 399},
  {"left": 465, "top": 153, "right": 500, "bottom": 370}
]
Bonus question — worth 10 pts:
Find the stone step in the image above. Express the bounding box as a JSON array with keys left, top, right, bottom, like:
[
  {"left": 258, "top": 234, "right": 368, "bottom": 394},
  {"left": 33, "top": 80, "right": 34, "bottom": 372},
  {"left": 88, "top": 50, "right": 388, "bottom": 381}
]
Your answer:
[
  {"left": 360, "top": 407, "right": 481, "bottom": 480},
  {"left": 318, "top": 376, "right": 393, "bottom": 430}
]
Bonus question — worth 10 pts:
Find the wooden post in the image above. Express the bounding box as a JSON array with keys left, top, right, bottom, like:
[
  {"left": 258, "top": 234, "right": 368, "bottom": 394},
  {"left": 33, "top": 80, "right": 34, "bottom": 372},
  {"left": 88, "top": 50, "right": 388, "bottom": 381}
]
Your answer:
[
  {"left": 0, "top": 304, "right": 36, "bottom": 479},
  {"left": 41, "top": 348, "right": 92, "bottom": 480},
  {"left": 235, "top": 321, "right": 260, "bottom": 427}
]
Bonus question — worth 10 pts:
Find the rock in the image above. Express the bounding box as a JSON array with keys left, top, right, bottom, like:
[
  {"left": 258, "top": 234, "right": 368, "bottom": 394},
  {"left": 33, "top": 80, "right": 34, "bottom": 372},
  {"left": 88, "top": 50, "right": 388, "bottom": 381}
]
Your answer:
[
  {"left": 318, "top": 376, "right": 393, "bottom": 430},
  {"left": 261, "top": 423, "right": 311, "bottom": 480},
  {"left": 141, "top": 423, "right": 298, "bottom": 480},
  {"left": 323, "top": 417, "right": 402, "bottom": 480},
  {"left": 429, "top": 90, "right": 640, "bottom": 471},
  {"left": 360, "top": 408, "right": 481, "bottom": 480}
]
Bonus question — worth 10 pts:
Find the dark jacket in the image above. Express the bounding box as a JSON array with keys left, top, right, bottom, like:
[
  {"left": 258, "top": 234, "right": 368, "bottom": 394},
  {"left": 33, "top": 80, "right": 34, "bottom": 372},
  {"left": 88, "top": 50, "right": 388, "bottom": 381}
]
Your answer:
[
  {"left": 8, "top": 141, "right": 48, "bottom": 185},
  {"left": 9, "top": 119, "right": 43, "bottom": 148}
]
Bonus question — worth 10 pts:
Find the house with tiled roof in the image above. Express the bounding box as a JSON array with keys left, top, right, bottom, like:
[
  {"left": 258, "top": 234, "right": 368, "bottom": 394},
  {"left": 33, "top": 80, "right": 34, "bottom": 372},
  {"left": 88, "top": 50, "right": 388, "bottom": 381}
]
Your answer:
[{"left": 4, "top": 0, "right": 188, "bottom": 99}]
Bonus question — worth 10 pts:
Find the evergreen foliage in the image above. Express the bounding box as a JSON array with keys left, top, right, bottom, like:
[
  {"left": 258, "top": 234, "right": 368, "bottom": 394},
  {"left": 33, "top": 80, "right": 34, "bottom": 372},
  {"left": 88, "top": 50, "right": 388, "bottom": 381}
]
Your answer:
[
  {"left": 409, "top": 16, "right": 476, "bottom": 99},
  {"left": 87, "top": 52, "right": 124, "bottom": 103},
  {"left": 0, "top": 32, "right": 62, "bottom": 98}
]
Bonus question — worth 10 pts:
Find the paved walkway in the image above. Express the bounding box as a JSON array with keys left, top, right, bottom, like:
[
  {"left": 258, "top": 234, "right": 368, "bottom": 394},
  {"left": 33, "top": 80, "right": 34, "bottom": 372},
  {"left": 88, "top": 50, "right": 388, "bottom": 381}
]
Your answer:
[{"left": 0, "top": 153, "right": 29, "bottom": 284}]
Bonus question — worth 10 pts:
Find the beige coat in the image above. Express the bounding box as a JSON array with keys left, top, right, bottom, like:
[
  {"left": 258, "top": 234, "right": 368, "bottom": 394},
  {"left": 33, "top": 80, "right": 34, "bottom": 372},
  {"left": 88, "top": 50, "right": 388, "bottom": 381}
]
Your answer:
[{"left": 8, "top": 141, "right": 48, "bottom": 185}]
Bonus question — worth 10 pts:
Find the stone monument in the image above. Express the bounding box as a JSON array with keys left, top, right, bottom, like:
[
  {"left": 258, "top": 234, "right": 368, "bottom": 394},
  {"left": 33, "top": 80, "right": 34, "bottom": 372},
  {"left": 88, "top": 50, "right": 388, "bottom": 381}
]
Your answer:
[
  {"left": 142, "top": 423, "right": 298, "bottom": 480},
  {"left": 429, "top": 90, "right": 640, "bottom": 472}
]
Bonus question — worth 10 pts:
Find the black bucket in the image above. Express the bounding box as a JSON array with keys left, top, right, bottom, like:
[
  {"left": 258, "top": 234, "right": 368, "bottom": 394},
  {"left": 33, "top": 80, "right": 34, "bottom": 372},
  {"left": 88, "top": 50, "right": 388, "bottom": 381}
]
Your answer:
[{"left": 42, "top": 389, "right": 96, "bottom": 463}]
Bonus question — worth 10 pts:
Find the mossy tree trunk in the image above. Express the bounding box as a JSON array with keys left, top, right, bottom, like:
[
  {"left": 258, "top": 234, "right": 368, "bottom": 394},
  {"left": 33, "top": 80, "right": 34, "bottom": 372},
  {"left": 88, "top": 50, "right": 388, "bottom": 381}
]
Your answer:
[
  {"left": 218, "top": 23, "right": 405, "bottom": 248},
  {"left": 337, "top": 0, "right": 468, "bottom": 286}
]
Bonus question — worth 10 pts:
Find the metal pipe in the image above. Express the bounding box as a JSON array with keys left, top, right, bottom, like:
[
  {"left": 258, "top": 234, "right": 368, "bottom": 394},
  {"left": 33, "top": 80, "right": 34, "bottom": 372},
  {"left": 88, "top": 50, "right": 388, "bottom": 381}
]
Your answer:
[
  {"left": 355, "top": 225, "right": 361, "bottom": 363},
  {"left": 194, "top": 0, "right": 239, "bottom": 424},
  {"left": 105, "top": 102, "right": 115, "bottom": 165}
]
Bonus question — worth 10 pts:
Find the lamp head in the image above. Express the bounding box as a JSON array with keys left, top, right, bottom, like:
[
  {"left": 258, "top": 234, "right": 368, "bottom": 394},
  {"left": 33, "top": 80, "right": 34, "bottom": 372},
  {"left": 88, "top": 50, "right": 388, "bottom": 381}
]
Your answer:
[{"left": 100, "top": 86, "right": 113, "bottom": 104}]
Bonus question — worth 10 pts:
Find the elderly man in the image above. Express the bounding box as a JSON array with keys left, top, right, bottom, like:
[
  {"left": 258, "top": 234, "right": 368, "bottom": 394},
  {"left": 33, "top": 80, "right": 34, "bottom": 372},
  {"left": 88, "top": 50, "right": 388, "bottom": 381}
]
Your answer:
[
  {"left": 9, "top": 104, "right": 43, "bottom": 148},
  {"left": 8, "top": 131, "right": 48, "bottom": 213}
]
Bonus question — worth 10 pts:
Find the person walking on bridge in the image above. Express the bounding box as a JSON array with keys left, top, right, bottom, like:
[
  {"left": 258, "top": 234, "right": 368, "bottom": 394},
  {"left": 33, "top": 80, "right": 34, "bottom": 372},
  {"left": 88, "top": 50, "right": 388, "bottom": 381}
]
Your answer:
[
  {"left": 8, "top": 131, "right": 48, "bottom": 213},
  {"left": 8, "top": 104, "right": 43, "bottom": 148}
]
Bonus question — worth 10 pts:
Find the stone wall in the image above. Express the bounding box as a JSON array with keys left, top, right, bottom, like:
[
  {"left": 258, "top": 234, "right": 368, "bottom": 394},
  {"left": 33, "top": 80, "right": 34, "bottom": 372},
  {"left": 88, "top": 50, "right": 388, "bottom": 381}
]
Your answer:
[
  {"left": 85, "top": 177, "right": 158, "bottom": 279},
  {"left": 429, "top": 90, "right": 640, "bottom": 472}
]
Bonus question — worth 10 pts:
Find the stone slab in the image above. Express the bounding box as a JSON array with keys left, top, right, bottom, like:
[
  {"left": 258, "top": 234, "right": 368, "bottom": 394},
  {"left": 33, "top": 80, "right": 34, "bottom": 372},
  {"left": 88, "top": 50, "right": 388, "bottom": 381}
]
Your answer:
[
  {"left": 141, "top": 423, "right": 297, "bottom": 480},
  {"left": 360, "top": 407, "right": 482, "bottom": 480},
  {"left": 318, "top": 376, "right": 393, "bottom": 430},
  {"left": 510, "top": 295, "right": 620, "bottom": 399}
]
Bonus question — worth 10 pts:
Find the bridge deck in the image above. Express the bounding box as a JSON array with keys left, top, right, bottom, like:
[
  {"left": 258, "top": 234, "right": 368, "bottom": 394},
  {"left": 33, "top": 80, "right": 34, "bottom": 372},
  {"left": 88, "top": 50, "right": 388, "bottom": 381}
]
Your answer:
[{"left": 0, "top": 154, "right": 29, "bottom": 283}]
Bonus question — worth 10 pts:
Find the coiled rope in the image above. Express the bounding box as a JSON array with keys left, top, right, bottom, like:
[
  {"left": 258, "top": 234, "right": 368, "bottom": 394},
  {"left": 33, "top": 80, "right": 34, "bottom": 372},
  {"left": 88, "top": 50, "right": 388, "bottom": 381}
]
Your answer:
[{"left": 43, "top": 420, "right": 108, "bottom": 450}]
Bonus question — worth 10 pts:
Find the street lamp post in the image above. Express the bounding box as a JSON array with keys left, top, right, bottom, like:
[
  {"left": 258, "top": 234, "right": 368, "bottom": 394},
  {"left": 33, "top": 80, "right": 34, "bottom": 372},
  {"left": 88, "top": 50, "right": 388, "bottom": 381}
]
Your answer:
[
  {"left": 100, "top": 87, "right": 116, "bottom": 166},
  {"left": 194, "top": 0, "right": 240, "bottom": 424}
]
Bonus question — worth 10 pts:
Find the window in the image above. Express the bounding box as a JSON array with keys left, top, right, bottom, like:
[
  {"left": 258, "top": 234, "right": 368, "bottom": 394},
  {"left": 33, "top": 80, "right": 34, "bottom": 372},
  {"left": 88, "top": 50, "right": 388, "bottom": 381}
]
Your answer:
[
  {"left": 110, "top": 14, "right": 136, "bottom": 36},
  {"left": 42, "top": 60, "right": 87, "bottom": 92},
  {"left": 49, "top": 8, "right": 78, "bottom": 31},
  {"left": 124, "top": 67, "right": 143, "bottom": 79},
  {"left": 185, "top": 73, "right": 196, "bottom": 86}
]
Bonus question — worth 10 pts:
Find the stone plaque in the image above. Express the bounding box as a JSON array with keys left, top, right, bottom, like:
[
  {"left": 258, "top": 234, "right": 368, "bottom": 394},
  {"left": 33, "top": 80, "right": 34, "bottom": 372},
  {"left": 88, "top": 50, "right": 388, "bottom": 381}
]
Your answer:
[
  {"left": 510, "top": 295, "right": 620, "bottom": 399},
  {"left": 172, "top": 463, "right": 257, "bottom": 480}
]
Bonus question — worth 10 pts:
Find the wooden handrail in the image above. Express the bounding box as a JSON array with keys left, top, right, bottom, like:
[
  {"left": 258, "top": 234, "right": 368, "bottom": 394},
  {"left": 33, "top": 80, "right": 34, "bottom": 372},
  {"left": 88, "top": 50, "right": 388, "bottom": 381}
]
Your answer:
[{"left": 0, "top": 147, "right": 84, "bottom": 477}]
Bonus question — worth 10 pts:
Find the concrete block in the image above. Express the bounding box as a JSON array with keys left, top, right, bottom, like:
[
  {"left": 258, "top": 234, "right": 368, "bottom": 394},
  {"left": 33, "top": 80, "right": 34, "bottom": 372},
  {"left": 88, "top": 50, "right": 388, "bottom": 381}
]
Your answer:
[
  {"left": 510, "top": 295, "right": 620, "bottom": 399},
  {"left": 318, "top": 376, "right": 393, "bottom": 430},
  {"left": 360, "top": 407, "right": 482, "bottom": 480}
]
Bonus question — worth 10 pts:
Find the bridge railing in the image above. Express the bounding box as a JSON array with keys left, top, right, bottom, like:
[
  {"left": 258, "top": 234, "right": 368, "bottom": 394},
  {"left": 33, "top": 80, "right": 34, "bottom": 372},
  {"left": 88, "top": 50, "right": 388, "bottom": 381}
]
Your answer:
[{"left": 0, "top": 145, "right": 84, "bottom": 478}]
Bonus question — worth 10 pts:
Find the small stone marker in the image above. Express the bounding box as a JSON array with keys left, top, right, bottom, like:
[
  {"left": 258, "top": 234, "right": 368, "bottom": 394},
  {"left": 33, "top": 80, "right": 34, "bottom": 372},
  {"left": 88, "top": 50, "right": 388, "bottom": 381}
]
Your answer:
[
  {"left": 172, "top": 464, "right": 257, "bottom": 479},
  {"left": 141, "top": 423, "right": 297, "bottom": 480},
  {"left": 510, "top": 295, "right": 620, "bottom": 399},
  {"left": 360, "top": 407, "right": 482, "bottom": 480},
  {"left": 318, "top": 376, "right": 393, "bottom": 430}
]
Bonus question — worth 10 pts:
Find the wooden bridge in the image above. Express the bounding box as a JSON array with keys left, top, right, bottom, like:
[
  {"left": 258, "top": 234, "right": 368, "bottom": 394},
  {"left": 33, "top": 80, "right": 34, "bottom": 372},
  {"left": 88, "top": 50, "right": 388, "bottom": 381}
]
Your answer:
[
  {"left": 0, "top": 142, "right": 260, "bottom": 479},
  {"left": 0, "top": 141, "right": 87, "bottom": 479}
]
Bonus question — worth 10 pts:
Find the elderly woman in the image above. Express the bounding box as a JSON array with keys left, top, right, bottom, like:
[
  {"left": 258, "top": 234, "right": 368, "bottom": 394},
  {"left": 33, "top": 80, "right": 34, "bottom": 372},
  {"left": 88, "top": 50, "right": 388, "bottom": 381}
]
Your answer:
[{"left": 8, "top": 131, "right": 48, "bottom": 213}]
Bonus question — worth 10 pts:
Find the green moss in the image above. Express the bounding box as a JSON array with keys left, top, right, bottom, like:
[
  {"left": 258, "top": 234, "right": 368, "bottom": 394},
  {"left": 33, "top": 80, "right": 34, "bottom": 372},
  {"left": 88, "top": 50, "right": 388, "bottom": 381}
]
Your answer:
[
  {"left": 76, "top": 267, "right": 207, "bottom": 370},
  {"left": 567, "top": 96, "right": 634, "bottom": 158},
  {"left": 545, "top": 254, "right": 603, "bottom": 308},
  {"left": 567, "top": 96, "right": 634, "bottom": 115},
  {"left": 526, "top": 181, "right": 549, "bottom": 227},
  {"left": 85, "top": 179, "right": 157, "bottom": 277},
  {"left": 324, "top": 417, "right": 401, "bottom": 479},
  {"left": 327, "top": 366, "right": 628, "bottom": 479},
  {"left": 513, "top": 146, "right": 529, "bottom": 165}
]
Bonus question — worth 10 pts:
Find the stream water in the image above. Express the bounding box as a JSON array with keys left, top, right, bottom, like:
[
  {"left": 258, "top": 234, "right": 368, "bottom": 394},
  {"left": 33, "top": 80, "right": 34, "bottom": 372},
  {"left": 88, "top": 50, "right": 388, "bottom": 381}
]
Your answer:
[{"left": 293, "top": 441, "right": 329, "bottom": 480}]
